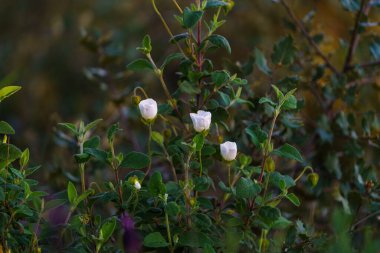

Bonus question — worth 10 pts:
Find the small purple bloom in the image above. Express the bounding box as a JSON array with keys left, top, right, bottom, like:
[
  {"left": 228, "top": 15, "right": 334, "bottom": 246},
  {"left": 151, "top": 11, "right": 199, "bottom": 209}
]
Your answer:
[{"left": 121, "top": 213, "right": 142, "bottom": 253}]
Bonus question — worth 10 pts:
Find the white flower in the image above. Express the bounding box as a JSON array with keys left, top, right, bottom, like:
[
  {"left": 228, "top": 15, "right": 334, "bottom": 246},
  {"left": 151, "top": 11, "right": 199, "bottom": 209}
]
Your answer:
[
  {"left": 134, "top": 180, "right": 141, "bottom": 190},
  {"left": 138, "top": 98, "right": 158, "bottom": 120},
  {"left": 190, "top": 110, "right": 212, "bottom": 132},
  {"left": 220, "top": 141, "right": 237, "bottom": 161}
]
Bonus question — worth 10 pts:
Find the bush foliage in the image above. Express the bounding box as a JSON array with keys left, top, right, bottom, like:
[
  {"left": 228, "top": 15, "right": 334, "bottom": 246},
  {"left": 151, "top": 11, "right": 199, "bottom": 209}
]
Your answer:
[{"left": 1, "top": 0, "right": 380, "bottom": 252}]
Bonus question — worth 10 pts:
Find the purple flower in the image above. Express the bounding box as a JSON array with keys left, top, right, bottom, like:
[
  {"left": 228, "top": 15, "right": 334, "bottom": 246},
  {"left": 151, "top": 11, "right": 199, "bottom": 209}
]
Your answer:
[{"left": 120, "top": 213, "right": 142, "bottom": 253}]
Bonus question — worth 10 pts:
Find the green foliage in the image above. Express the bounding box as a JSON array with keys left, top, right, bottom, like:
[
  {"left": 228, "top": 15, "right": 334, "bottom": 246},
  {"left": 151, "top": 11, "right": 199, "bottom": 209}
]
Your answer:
[{"left": 2, "top": 0, "right": 380, "bottom": 252}]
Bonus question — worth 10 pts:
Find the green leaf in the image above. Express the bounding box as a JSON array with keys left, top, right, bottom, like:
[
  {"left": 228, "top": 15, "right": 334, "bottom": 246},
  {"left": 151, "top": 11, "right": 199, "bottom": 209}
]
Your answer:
[
  {"left": 259, "top": 206, "right": 281, "bottom": 224},
  {"left": 178, "top": 231, "right": 212, "bottom": 248},
  {"left": 272, "top": 216, "right": 293, "bottom": 229},
  {"left": 270, "top": 172, "right": 295, "bottom": 190},
  {"left": 218, "top": 91, "right": 230, "bottom": 107},
  {"left": 0, "top": 121, "right": 15, "bottom": 135},
  {"left": 271, "top": 36, "right": 296, "bottom": 66},
  {"left": 20, "top": 148, "right": 30, "bottom": 168},
  {"left": 271, "top": 85, "right": 284, "bottom": 101},
  {"left": 100, "top": 217, "right": 116, "bottom": 242},
  {"left": 161, "top": 53, "right": 184, "bottom": 70},
  {"left": 183, "top": 8, "right": 204, "bottom": 29},
  {"left": 84, "top": 148, "right": 108, "bottom": 164},
  {"left": 286, "top": 193, "right": 301, "bottom": 206},
  {"left": 137, "top": 35, "right": 152, "bottom": 54},
  {"left": 58, "top": 123, "right": 78, "bottom": 135},
  {"left": 143, "top": 232, "right": 169, "bottom": 248},
  {"left": 0, "top": 143, "right": 22, "bottom": 167},
  {"left": 121, "top": 151, "right": 150, "bottom": 169},
  {"left": 193, "top": 133, "right": 205, "bottom": 152},
  {"left": 282, "top": 95, "right": 297, "bottom": 110},
  {"left": 74, "top": 153, "right": 91, "bottom": 163},
  {"left": 83, "top": 136, "right": 100, "bottom": 149},
  {"left": 272, "top": 144, "right": 303, "bottom": 163},
  {"left": 206, "top": 0, "right": 229, "bottom": 8},
  {"left": 211, "top": 70, "right": 230, "bottom": 86},
  {"left": 74, "top": 189, "right": 94, "bottom": 206},
  {"left": 107, "top": 123, "right": 122, "bottom": 143},
  {"left": 180, "top": 80, "right": 201, "bottom": 95},
  {"left": 207, "top": 34, "right": 231, "bottom": 54},
  {"left": 235, "top": 177, "right": 261, "bottom": 199},
  {"left": 245, "top": 124, "right": 268, "bottom": 148},
  {"left": 67, "top": 181, "right": 77, "bottom": 205},
  {"left": 127, "top": 59, "right": 153, "bottom": 71},
  {"left": 0, "top": 86, "right": 21, "bottom": 102},
  {"left": 254, "top": 48, "right": 271, "bottom": 75},
  {"left": 166, "top": 201, "right": 180, "bottom": 216},
  {"left": 151, "top": 131, "right": 164, "bottom": 146},
  {"left": 148, "top": 171, "right": 166, "bottom": 196},
  {"left": 192, "top": 213, "right": 212, "bottom": 229},
  {"left": 169, "top": 33, "right": 190, "bottom": 44},
  {"left": 85, "top": 119, "right": 102, "bottom": 132},
  {"left": 259, "top": 97, "right": 277, "bottom": 107}
]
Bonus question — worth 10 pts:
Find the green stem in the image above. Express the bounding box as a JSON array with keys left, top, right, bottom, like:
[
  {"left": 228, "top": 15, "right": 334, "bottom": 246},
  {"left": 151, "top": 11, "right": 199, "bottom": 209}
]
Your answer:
[
  {"left": 144, "top": 123, "right": 153, "bottom": 179},
  {"left": 171, "top": 0, "right": 182, "bottom": 13},
  {"left": 227, "top": 163, "right": 231, "bottom": 187},
  {"left": 165, "top": 211, "right": 174, "bottom": 253},
  {"left": 162, "top": 145, "right": 178, "bottom": 182},
  {"left": 151, "top": 0, "right": 186, "bottom": 56},
  {"left": 294, "top": 166, "right": 314, "bottom": 183},
  {"left": 184, "top": 151, "right": 194, "bottom": 227},
  {"left": 198, "top": 150, "right": 203, "bottom": 177},
  {"left": 80, "top": 164, "right": 85, "bottom": 194},
  {"left": 133, "top": 86, "right": 149, "bottom": 99},
  {"left": 262, "top": 172, "right": 271, "bottom": 201}
]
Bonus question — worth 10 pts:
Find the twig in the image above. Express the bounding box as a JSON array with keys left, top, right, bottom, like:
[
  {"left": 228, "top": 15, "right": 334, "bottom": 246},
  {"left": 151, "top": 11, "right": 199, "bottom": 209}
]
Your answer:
[
  {"left": 346, "top": 60, "right": 380, "bottom": 71},
  {"left": 280, "top": 0, "right": 339, "bottom": 75},
  {"left": 343, "top": 0, "right": 371, "bottom": 72},
  {"left": 345, "top": 76, "right": 377, "bottom": 88},
  {"left": 350, "top": 210, "right": 380, "bottom": 230},
  {"left": 151, "top": 0, "right": 186, "bottom": 56}
]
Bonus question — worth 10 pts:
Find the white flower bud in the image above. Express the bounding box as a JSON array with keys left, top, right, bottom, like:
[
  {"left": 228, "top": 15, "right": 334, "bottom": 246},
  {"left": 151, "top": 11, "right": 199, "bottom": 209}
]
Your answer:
[
  {"left": 134, "top": 180, "right": 141, "bottom": 190},
  {"left": 190, "top": 110, "right": 212, "bottom": 132},
  {"left": 138, "top": 98, "right": 158, "bottom": 120},
  {"left": 220, "top": 141, "right": 237, "bottom": 161}
]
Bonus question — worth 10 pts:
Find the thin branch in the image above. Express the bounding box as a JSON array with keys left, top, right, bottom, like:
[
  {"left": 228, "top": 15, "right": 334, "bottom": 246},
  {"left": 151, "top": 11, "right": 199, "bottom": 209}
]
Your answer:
[
  {"left": 346, "top": 60, "right": 380, "bottom": 70},
  {"left": 151, "top": 0, "right": 186, "bottom": 56},
  {"left": 350, "top": 210, "right": 380, "bottom": 230},
  {"left": 280, "top": 0, "right": 339, "bottom": 75},
  {"left": 343, "top": 0, "right": 371, "bottom": 72},
  {"left": 345, "top": 76, "right": 377, "bottom": 88}
]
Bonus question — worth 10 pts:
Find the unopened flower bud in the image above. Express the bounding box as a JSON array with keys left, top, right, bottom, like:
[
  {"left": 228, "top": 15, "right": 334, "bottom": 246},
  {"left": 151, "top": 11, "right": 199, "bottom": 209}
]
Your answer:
[
  {"left": 134, "top": 180, "right": 141, "bottom": 190},
  {"left": 138, "top": 98, "right": 158, "bottom": 120},
  {"left": 264, "top": 157, "right": 275, "bottom": 173},
  {"left": 132, "top": 95, "right": 141, "bottom": 105},
  {"left": 307, "top": 173, "right": 319, "bottom": 187},
  {"left": 220, "top": 141, "right": 237, "bottom": 161}
]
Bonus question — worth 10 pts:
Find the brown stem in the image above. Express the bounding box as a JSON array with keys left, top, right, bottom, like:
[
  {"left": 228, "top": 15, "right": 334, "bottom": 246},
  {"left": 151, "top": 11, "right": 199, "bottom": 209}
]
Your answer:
[
  {"left": 346, "top": 60, "right": 380, "bottom": 71},
  {"left": 343, "top": 0, "right": 371, "bottom": 72},
  {"left": 258, "top": 110, "right": 279, "bottom": 183},
  {"left": 280, "top": 0, "right": 339, "bottom": 75}
]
